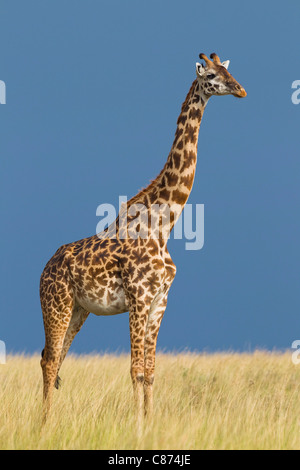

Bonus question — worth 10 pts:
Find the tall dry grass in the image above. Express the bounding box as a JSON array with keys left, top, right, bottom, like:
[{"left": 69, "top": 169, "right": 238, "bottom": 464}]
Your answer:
[{"left": 0, "top": 352, "right": 299, "bottom": 450}]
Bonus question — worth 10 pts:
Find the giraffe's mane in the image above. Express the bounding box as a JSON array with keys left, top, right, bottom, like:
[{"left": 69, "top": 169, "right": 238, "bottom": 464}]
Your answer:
[
  {"left": 126, "top": 168, "right": 164, "bottom": 208},
  {"left": 126, "top": 80, "right": 198, "bottom": 209},
  {"left": 178, "top": 79, "right": 197, "bottom": 116}
]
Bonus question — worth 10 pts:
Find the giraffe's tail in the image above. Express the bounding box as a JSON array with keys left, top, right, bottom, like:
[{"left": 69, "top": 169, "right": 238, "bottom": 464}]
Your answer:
[{"left": 41, "top": 349, "right": 62, "bottom": 390}]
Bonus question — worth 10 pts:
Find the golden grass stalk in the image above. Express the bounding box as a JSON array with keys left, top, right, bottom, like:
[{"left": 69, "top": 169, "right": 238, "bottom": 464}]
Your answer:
[{"left": 0, "top": 352, "right": 299, "bottom": 450}]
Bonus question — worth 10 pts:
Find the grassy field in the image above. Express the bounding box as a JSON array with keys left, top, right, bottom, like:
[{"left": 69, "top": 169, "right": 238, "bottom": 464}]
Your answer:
[{"left": 0, "top": 351, "right": 299, "bottom": 450}]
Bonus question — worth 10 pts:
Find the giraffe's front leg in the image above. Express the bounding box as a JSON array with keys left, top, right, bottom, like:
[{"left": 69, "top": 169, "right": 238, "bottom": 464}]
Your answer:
[
  {"left": 144, "top": 291, "right": 169, "bottom": 418},
  {"left": 128, "top": 299, "right": 150, "bottom": 430},
  {"left": 121, "top": 250, "right": 170, "bottom": 430}
]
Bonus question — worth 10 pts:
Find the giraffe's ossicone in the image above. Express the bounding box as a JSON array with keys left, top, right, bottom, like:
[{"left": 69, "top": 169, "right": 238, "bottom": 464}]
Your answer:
[{"left": 40, "top": 53, "right": 246, "bottom": 424}]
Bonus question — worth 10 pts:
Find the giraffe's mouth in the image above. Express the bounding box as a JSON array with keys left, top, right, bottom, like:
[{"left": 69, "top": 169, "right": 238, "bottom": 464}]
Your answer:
[{"left": 233, "top": 88, "right": 247, "bottom": 98}]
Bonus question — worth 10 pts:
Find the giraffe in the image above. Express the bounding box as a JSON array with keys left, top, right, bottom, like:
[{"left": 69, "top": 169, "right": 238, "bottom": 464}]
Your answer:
[{"left": 40, "top": 53, "right": 246, "bottom": 423}]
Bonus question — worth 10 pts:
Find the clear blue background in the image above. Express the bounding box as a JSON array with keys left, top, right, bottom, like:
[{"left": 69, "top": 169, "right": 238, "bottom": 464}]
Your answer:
[{"left": 1, "top": 1, "right": 299, "bottom": 354}]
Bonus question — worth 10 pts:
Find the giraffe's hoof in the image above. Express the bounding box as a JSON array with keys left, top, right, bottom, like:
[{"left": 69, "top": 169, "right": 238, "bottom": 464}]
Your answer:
[{"left": 55, "top": 375, "right": 62, "bottom": 390}]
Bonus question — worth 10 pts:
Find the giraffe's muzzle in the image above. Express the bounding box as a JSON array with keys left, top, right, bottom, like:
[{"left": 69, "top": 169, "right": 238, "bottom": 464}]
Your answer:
[{"left": 232, "top": 84, "right": 247, "bottom": 98}]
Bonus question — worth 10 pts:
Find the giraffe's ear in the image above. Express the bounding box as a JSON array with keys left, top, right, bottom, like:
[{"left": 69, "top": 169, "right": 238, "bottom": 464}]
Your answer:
[
  {"left": 222, "top": 60, "right": 230, "bottom": 70},
  {"left": 196, "top": 62, "right": 205, "bottom": 77}
]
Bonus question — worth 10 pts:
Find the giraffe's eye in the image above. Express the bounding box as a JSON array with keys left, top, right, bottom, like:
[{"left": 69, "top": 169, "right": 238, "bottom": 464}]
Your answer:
[{"left": 207, "top": 74, "right": 216, "bottom": 80}]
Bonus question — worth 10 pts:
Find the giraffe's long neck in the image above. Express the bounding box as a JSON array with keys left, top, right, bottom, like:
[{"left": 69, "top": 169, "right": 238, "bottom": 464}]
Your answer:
[{"left": 124, "top": 79, "right": 208, "bottom": 242}]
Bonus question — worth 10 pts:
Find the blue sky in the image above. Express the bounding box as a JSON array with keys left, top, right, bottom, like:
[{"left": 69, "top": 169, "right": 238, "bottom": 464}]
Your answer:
[{"left": 1, "top": 1, "right": 299, "bottom": 354}]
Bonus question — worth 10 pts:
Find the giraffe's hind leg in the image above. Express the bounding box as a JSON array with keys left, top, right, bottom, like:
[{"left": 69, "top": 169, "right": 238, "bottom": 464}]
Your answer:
[
  {"left": 40, "top": 281, "right": 74, "bottom": 422},
  {"left": 55, "top": 304, "right": 89, "bottom": 388}
]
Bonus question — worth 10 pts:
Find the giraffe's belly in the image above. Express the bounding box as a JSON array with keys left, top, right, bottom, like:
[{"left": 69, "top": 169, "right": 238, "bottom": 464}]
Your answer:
[{"left": 76, "top": 286, "right": 128, "bottom": 316}]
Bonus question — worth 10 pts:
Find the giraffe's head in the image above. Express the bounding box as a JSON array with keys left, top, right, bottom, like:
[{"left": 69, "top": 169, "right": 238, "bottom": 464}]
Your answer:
[{"left": 196, "top": 53, "right": 247, "bottom": 98}]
